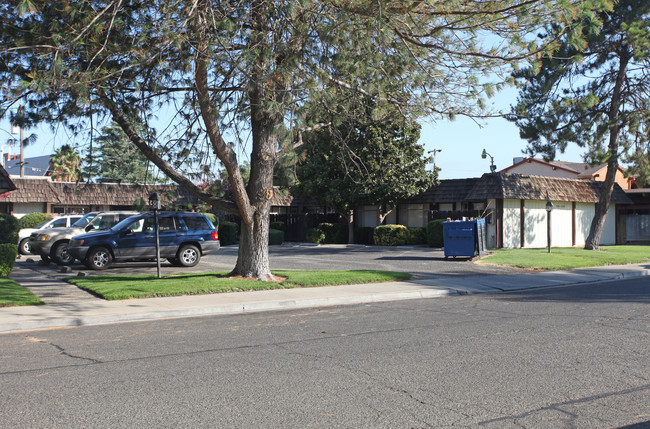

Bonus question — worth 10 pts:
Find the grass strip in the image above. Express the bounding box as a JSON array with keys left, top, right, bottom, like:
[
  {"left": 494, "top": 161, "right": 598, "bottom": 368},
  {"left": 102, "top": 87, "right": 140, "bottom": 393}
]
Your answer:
[
  {"left": 66, "top": 270, "right": 412, "bottom": 300},
  {"left": 476, "top": 245, "right": 650, "bottom": 270},
  {"left": 0, "top": 278, "right": 45, "bottom": 307}
]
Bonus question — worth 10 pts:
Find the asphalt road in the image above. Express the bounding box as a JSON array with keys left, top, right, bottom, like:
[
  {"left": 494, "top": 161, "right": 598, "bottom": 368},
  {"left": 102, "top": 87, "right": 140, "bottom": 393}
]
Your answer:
[
  {"left": 1, "top": 277, "right": 648, "bottom": 428},
  {"left": 25, "top": 243, "right": 528, "bottom": 279}
]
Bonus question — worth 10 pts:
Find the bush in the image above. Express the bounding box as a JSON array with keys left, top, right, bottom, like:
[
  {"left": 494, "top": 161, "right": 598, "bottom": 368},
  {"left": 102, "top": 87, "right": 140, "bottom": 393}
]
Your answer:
[
  {"left": 270, "top": 221, "right": 285, "bottom": 231},
  {"left": 354, "top": 227, "right": 375, "bottom": 245},
  {"left": 0, "top": 243, "right": 17, "bottom": 277},
  {"left": 18, "top": 212, "right": 53, "bottom": 229},
  {"left": 318, "top": 222, "right": 348, "bottom": 244},
  {"left": 407, "top": 227, "right": 427, "bottom": 245},
  {"left": 427, "top": 219, "right": 445, "bottom": 248},
  {"left": 269, "top": 228, "right": 284, "bottom": 245},
  {"left": 306, "top": 227, "right": 325, "bottom": 244},
  {"left": 218, "top": 221, "right": 239, "bottom": 246},
  {"left": 374, "top": 224, "right": 410, "bottom": 246},
  {"left": 0, "top": 214, "right": 20, "bottom": 245}
]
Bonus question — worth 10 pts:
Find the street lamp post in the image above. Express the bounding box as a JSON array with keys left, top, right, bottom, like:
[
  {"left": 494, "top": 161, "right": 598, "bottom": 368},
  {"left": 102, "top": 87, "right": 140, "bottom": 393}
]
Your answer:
[
  {"left": 428, "top": 149, "right": 442, "bottom": 171},
  {"left": 481, "top": 149, "right": 496, "bottom": 173},
  {"left": 149, "top": 192, "right": 162, "bottom": 279},
  {"left": 546, "top": 198, "right": 553, "bottom": 254}
]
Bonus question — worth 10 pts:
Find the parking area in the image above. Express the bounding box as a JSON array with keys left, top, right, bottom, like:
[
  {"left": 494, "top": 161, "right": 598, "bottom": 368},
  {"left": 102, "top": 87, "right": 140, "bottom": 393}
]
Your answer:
[{"left": 21, "top": 244, "right": 527, "bottom": 279}]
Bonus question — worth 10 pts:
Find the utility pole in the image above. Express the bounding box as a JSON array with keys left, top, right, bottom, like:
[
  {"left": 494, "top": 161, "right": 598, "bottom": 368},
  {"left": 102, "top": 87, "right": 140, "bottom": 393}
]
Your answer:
[{"left": 428, "top": 149, "right": 442, "bottom": 170}]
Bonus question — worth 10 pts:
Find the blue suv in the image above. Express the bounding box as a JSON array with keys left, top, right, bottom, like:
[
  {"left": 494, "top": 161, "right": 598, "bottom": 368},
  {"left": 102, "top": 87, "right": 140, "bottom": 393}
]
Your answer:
[{"left": 68, "top": 212, "right": 220, "bottom": 270}]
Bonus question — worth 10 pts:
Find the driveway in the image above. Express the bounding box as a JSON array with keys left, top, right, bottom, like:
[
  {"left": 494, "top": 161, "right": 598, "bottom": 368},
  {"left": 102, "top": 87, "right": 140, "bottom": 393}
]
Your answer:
[{"left": 22, "top": 243, "right": 527, "bottom": 279}]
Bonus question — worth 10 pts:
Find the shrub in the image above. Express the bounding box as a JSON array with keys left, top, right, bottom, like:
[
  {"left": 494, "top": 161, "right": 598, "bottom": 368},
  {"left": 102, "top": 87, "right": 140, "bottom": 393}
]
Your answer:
[
  {"left": 218, "top": 221, "right": 239, "bottom": 246},
  {"left": 407, "top": 227, "right": 427, "bottom": 245},
  {"left": 0, "top": 243, "right": 17, "bottom": 277},
  {"left": 269, "top": 228, "right": 284, "bottom": 245},
  {"left": 18, "top": 212, "right": 53, "bottom": 229},
  {"left": 318, "top": 222, "right": 348, "bottom": 244},
  {"left": 0, "top": 214, "right": 20, "bottom": 245},
  {"left": 374, "top": 224, "right": 410, "bottom": 246},
  {"left": 427, "top": 219, "right": 445, "bottom": 248},
  {"left": 270, "top": 221, "right": 285, "bottom": 231},
  {"left": 354, "top": 227, "right": 375, "bottom": 245},
  {"left": 306, "top": 227, "right": 325, "bottom": 244}
]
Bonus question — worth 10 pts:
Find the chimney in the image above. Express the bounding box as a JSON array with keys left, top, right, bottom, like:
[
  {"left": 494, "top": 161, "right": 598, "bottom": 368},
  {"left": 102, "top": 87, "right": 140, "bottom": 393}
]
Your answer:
[{"left": 513, "top": 157, "right": 525, "bottom": 165}]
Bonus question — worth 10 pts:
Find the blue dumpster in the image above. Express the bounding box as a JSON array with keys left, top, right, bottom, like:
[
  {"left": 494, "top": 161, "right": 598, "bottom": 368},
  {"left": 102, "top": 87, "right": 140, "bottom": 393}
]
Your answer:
[{"left": 443, "top": 218, "right": 487, "bottom": 258}]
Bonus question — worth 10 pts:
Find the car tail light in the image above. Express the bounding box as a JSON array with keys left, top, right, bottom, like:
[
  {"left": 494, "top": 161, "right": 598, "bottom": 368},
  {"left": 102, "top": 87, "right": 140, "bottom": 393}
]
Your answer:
[{"left": 211, "top": 230, "right": 219, "bottom": 241}]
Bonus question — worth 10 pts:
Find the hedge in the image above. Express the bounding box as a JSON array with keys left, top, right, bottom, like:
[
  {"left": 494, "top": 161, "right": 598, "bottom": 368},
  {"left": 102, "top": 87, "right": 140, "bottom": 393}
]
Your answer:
[
  {"left": 374, "top": 224, "right": 410, "bottom": 246},
  {"left": 318, "top": 222, "right": 348, "bottom": 244},
  {"left": 218, "top": 221, "right": 239, "bottom": 246},
  {"left": 407, "top": 227, "right": 427, "bottom": 245},
  {"left": 306, "top": 227, "right": 325, "bottom": 244},
  {"left": 269, "top": 228, "right": 284, "bottom": 245},
  {"left": 270, "top": 221, "right": 285, "bottom": 231},
  {"left": 0, "top": 214, "right": 20, "bottom": 245},
  {"left": 18, "top": 212, "right": 53, "bottom": 229},
  {"left": 0, "top": 243, "right": 17, "bottom": 277},
  {"left": 427, "top": 219, "right": 445, "bottom": 248}
]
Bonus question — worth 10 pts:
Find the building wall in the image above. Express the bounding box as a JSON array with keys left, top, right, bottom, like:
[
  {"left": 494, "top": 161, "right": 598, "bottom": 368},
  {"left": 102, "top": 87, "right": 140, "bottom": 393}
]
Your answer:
[
  {"left": 502, "top": 199, "right": 520, "bottom": 248},
  {"left": 504, "top": 162, "right": 577, "bottom": 178},
  {"left": 501, "top": 199, "right": 615, "bottom": 249},
  {"left": 398, "top": 204, "right": 427, "bottom": 228},
  {"left": 574, "top": 202, "right": 594, "bottom": 247},
  {"left": 589, "top": 167, "right": 632, "bottom": 190},
  {"left": 11, "top": 202, "right": 45, "bottom": 219}
]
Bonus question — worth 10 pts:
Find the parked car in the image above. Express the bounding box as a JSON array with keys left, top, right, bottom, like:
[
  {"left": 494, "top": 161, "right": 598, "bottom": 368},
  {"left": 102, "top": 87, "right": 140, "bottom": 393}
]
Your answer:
[
  {"left": 28, "top": 211, "right": 139, "bottom": 265},
  {"left": 68, "top": 212, "right": 220, "bottom": 270},
  {"left": 17, "top": 214, "right": 83, "bottom": 255}
]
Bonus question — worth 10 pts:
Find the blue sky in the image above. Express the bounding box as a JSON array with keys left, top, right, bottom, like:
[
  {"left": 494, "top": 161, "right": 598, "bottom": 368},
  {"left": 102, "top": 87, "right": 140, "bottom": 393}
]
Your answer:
[{"left": 1, "top": 87, "right": 587, "bottom": 181}]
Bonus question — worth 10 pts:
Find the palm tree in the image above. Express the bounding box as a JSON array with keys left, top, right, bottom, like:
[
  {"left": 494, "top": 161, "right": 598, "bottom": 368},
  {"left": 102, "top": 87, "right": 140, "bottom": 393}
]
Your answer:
[{"left": 48, "top": 145, "right": 82, "bottom": 182}]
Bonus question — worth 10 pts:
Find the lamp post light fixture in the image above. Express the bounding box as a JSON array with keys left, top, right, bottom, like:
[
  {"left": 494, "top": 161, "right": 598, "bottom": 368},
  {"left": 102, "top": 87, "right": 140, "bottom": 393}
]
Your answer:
[
  {"left": 546, "top": 198, "right": 553, "bottom": 254},
  {"left": 481, "top": 148, "right": 496, "bottom": 173},
  {"left": 149, "top": 192, "right": 162, "bottom": 278}
]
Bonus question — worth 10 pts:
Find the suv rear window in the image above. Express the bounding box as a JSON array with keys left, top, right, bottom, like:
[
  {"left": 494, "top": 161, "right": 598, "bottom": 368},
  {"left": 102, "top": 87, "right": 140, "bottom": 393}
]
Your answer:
[{"left": 183, "top": 216, "right": 212, "bottom": 231}]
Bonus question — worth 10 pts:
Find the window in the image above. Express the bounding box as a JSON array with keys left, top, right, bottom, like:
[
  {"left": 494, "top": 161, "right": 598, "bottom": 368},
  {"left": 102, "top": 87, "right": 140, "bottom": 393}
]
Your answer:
[
  {"left": 183, "top": 216, "right": 211, "bottom": 231},
  {"left": 52, "top": 218, "right": 68, "bottom": 228}
]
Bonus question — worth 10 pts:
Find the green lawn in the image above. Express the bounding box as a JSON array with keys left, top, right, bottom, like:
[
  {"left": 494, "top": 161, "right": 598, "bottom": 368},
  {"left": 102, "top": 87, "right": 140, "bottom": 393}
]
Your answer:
[
  {"left": 66, "top": 270, "right": 413, "bottom": 300},
  {"left": 0, "top": 278, "right": 45, "bottom": 307},
  {"left": 476, "top": 245, "right": 650, "bottom": 270}
]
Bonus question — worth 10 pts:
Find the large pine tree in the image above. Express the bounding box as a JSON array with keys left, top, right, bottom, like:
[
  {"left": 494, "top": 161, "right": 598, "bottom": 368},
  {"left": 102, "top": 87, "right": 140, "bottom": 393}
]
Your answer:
[
  {"left": 510, "top": 0, "right": 650, "bottom": 249},
  {"left": 1, "top": 0, "right": 603, "bottom": 278}
]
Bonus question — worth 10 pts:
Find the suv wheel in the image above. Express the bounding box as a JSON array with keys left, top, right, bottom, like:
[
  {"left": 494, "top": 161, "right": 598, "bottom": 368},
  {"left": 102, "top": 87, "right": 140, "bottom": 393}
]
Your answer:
[
  {"left": 177, "top": 244, "right": 200, "bottom": 267},
  {"left": 18, "top": 238, "right": 30, "bottom": 255},
  {"left": 53, "top": 242, "right": 75, "bottom": 265},
  {"left": 86, "top": 247, "right": 113, "bottom": 270}
]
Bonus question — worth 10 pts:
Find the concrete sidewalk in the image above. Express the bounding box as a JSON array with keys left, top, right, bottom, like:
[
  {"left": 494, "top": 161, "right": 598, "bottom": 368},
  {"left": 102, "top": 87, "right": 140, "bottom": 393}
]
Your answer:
[{"left": 2, "top": 261, "right": 649, "bottom": 333}]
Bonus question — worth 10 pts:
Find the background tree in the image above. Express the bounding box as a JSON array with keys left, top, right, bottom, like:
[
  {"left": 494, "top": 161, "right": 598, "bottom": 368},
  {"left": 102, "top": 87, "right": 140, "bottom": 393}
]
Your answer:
[
  {"left": 48, "top": 145, "right": 82, "bottom": 182},
  {"left": 84, "top": 122, "right": 160, "bottom": 184},
  {"left": 0, "top": 0, "right": 599, "bottom": 279},
  {"left": 509, "top": 0, "right": 650, "bottom": 249},
  {"left": 293, "top": 118, "right": 435, "bottom": 243}
]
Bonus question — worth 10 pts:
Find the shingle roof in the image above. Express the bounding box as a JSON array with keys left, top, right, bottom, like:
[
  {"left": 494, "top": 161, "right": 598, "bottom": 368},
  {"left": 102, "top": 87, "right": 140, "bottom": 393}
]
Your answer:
[
  {"left": 465, "top": 173, "right": 632, "bottom": 204},
  {"left": 2, "top": 178, "right": 201, "bottom": 206},
  {"left": 406, "top": 178, "right": 480, "bottom": 204},
  {"left": 0, "top": 164, "right": 16, "bottom": 194},
  {"left": 1, "top": 178, "right": 58, "bottom": 202}
]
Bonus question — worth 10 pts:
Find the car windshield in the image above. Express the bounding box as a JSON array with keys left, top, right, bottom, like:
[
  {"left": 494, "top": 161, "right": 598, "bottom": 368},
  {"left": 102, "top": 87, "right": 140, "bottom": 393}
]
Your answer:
[
  {"left": 71, "top": 213, "right": 96, "bottom": 228},
  {"left": 35, "top": 219, "right": 53, "bottom": 229}
]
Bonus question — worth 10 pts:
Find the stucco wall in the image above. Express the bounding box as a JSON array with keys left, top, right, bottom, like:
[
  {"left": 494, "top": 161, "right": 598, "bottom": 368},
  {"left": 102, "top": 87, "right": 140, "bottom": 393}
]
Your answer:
[
  {"left": 505, "top": 163, "right": 577, "bottom": 178},
  {"left": 501, "top": 199, "right": 616, "bottom": 248}
]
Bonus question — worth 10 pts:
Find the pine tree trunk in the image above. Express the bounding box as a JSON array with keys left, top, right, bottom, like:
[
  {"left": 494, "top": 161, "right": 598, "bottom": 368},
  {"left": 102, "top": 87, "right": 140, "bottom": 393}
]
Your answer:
[
  {"left": 584, "top": 49, "right": 629, "bottom": 250},
  {"left": 231, "top": 209, "right": 273, "bottom": 280}
]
